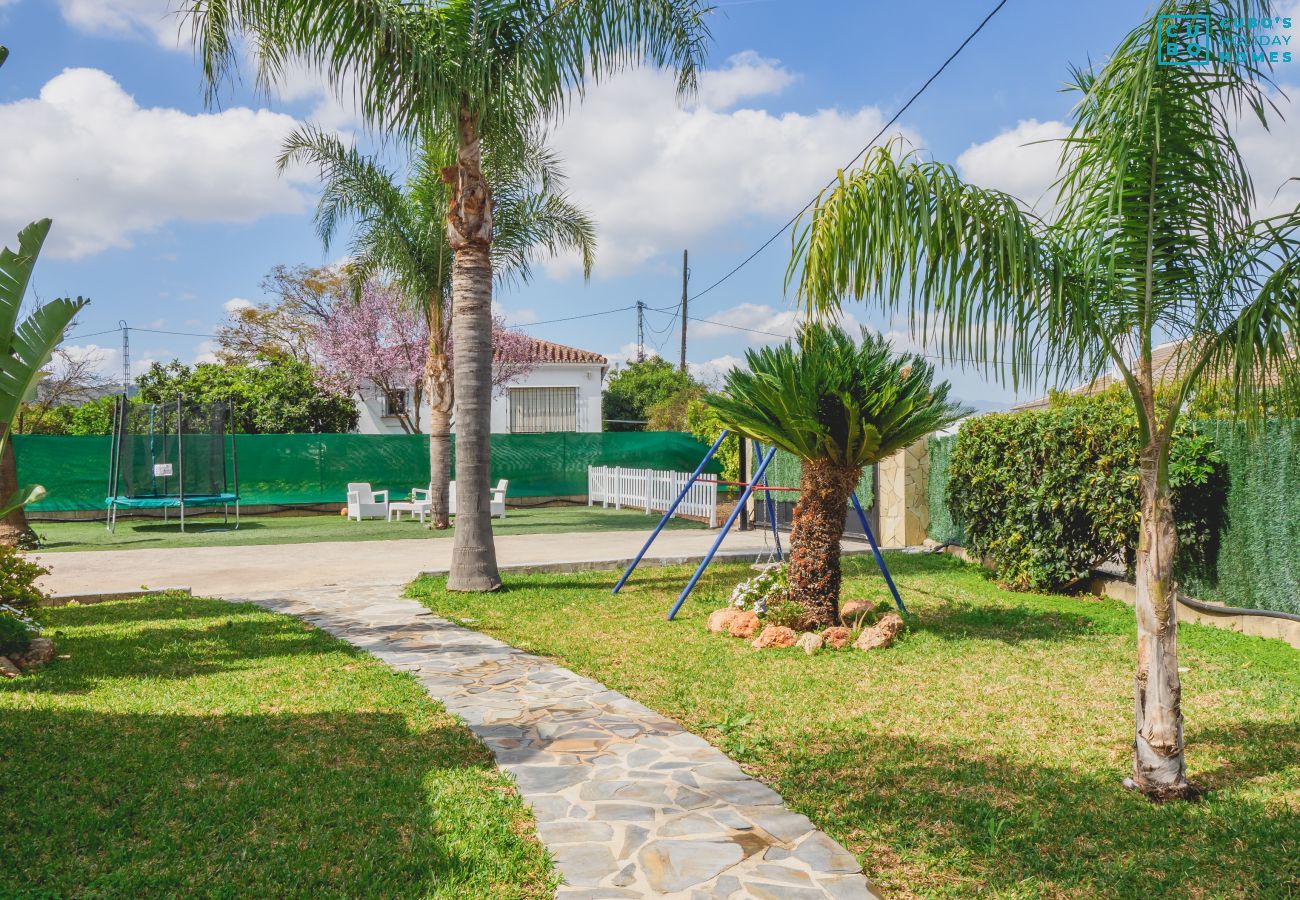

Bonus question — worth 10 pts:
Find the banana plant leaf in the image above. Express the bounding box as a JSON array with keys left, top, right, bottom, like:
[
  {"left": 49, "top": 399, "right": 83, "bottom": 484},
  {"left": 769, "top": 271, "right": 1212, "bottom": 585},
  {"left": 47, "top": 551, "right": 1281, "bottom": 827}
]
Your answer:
[{"left": 0, "top": 484, "right": 46, "bottom": 519}]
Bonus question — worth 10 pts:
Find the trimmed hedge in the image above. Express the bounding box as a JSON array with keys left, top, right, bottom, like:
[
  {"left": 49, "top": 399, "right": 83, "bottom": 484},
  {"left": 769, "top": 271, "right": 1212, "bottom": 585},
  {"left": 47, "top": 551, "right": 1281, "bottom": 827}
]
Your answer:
[
  {"left": 1182, "top": 422, "right": 1299, "bottom": 615},
  {"left": 944, "top": 391, "right": 1222, "bottom": 592},
  {"left": 925, "top": 434, "right": 963, "bottom": 545}
]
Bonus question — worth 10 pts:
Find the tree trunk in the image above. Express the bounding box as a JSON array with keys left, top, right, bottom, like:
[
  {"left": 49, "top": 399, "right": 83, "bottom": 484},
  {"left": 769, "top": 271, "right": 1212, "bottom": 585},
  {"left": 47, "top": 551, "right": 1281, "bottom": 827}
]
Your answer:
[
  {"left": 788, "top": 458, "right": 861, "bottom": 628},
  {"left": 426, "top": 347, "right": 453, "bottom": 530},
  {"left": 1126, "top": 440, "right": 1198, "bottom": 801},
  {"left": 0, "top": 427, "right": 32, "bottom": 548},
  {"left": 444, "top": 107, "right": 500, "bottom": 592}
]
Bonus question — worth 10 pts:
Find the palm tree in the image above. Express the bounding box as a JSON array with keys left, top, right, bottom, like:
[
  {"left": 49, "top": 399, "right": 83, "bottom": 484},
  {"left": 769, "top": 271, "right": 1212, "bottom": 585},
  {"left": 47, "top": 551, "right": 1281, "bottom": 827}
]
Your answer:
[
  {"left": 279, "top": 125, "right": 595, "bottom": 528},
  {"left": 709, "top": 324, "right": 967, "bottom": 627},
  {"left": 790, "top": 1, "right": 1299, "bottom": 799},
  {"left": 183, "top": 0, "right": 711, "bottom": 591},
  {"left": 0, "top": 221, "right": 89, "bottom": 544}
]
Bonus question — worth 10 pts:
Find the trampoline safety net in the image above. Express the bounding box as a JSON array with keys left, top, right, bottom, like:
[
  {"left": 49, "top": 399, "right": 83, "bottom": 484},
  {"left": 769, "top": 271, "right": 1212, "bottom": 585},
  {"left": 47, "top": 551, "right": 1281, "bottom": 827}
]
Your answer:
[{"left": 109, "top": 398, "right": 237, "bottom": 507}]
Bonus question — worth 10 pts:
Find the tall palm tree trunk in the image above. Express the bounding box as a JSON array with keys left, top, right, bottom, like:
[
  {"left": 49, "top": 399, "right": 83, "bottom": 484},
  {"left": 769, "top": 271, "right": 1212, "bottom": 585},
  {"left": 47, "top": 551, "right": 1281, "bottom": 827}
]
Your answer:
[
  {"left": 1128, "top": 440, "right": 1196, "bottom": 800},
  {"left": 789, "top": 458, "right": 860, "bottom": 628},
  {"left": 445, "top": 109, "right": 501, "bottom": 591},
  {"left": 0, "top": 428, "right": 31, "bottom": 548},
  {"left": 426, "top": 346, "right": 454, "bottom": 529}
]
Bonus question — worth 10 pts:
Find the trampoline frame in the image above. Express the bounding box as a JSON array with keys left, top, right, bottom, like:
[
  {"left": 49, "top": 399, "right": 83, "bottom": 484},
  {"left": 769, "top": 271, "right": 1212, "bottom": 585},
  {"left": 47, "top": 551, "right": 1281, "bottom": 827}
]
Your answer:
[{"left": 106, "top": 395, "right": 241, "bottom": 533}]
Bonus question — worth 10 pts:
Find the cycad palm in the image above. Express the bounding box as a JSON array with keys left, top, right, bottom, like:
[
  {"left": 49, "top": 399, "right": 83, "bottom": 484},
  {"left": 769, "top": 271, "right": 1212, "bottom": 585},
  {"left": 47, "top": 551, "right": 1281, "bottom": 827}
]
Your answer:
[
  {"left": 791, "top": 1, "right": 1299, "bottom": 798},
  {"left": 710, "top": 324, "right": 967, "bottom": 627},
  {"left": 280, "top": 126, "right": 595, "bottom": 528},
  {"left": 184, "top": 0, "right": 711, "bottom": 591}
]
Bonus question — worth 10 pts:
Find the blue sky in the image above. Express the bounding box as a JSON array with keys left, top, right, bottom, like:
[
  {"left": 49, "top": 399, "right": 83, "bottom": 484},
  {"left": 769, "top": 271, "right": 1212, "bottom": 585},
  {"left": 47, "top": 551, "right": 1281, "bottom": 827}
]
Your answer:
[{"left": 3, "top": 0, "right": 1298, "bottom": 409}]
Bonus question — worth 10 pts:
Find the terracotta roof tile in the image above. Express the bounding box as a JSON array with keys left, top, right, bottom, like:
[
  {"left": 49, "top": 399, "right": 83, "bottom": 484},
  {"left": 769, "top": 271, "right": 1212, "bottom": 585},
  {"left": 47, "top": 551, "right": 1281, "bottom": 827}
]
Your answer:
[{"left": 498, "top": 336, "right": 607, "bottom": 367}]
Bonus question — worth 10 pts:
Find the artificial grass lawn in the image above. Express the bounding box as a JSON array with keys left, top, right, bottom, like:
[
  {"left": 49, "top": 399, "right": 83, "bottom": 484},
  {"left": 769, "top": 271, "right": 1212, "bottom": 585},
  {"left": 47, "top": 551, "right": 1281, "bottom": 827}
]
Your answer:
[
  {"left": 0, "top": 596, "right": 556, "bottom": 898},
  {"left": 409, "top": 553, "right": 1300, "bottom": 899},
  {"left": 33, "top": 505, "right": 701, "bottom": 553}
]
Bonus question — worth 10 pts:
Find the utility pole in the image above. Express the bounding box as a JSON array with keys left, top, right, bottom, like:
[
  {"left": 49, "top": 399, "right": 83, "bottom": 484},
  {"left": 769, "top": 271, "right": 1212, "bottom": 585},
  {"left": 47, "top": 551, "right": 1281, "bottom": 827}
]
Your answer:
[
  {"left": 679, "top": 249, "right": 689, "bottom": 372},
  {"left": 635, "top": 300, "right": 646, "bottom": 363},
  {"left": 119, "top": 320, "right": 130, "bottom": 393}
]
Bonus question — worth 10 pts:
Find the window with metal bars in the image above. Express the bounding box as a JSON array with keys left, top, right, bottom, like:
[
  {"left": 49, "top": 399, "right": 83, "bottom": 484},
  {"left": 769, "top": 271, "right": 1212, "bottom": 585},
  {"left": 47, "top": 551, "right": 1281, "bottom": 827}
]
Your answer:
[
  {"left": 510, "top": 386, "right": 578, "bottom": 433},
  {"left": 382, "top": 388, "right": 409, "bottom": 417}
]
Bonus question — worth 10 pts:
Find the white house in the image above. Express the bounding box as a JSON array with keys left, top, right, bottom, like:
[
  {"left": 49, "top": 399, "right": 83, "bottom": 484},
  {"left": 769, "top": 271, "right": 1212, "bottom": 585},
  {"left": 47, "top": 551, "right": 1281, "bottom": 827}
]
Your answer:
[{"left": 354, "top": 337, "right": 608, "bottom": 435}]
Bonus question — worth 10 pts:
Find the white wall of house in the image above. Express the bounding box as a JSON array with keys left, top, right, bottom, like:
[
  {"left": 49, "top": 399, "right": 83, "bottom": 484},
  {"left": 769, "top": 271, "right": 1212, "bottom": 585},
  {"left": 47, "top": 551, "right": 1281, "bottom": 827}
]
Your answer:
[{"left": 353, "top": 361, "right": 606, "bottom": 435}]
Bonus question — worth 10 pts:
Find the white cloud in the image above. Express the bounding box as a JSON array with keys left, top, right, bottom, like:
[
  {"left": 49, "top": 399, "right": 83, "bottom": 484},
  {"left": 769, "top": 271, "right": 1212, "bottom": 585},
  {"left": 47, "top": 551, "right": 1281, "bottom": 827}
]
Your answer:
[
  {"left": 956, "top": 118, "right": 1068, "bottom": 212},
  {"left": 493, "top": 301, "right": 539, "bottom": 326},
  {"left": 688, "top": 354, "right": 744, "bottom": 387},
  {"left": 224, "top": 297, "right": 255, "bottom": 315},
  {"left": 0, "top": 68, "right": 315, "bottom": 259},
  {"left": 690, "top": 301, "right": 867, "bottom": 345},
  {"left": 604, "top": 342, "right": 656, "bottom": 372},
  {"left": 547, "top": 52, "right": 920, "bottom": 276},
  {"left": 192, "top": 340, "right": 220, "bottom": 364},
  {"left": 956, "top": 83, "right": 1300, "bottom": 220},
  {"left": 56, "top": 0, "right": 183, "bottom": 48}
]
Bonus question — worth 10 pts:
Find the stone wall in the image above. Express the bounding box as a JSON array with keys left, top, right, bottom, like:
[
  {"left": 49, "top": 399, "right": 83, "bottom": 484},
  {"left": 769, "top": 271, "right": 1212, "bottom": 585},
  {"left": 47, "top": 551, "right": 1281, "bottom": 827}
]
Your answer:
[{"left": 877, "top": 439, "right": 930, "bottom": 548}]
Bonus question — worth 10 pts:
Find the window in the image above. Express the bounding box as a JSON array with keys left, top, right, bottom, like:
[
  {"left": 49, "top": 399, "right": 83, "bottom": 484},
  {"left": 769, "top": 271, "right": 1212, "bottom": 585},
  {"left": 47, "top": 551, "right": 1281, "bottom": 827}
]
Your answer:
[
  {"left": 383, "top": 388, "right": 409, "bottom": 418},
  {"left": 510, "top": 386, "right": 578, "bottom": 433}
]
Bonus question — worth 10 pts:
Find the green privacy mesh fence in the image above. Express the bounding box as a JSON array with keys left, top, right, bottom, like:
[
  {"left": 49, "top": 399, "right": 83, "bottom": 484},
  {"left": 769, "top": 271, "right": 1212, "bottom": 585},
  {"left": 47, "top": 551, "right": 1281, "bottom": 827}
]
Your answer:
[
  {"left": 16, "top": 431, "right": 721, "bottom": 512},
  {"left": 1180, "top": 422, "right": 1299, "bottom": 615},
  {"left": 925, "top": 434, "right": 964, "bottom": 545},
  {"left": 762, "top": 446, "right": 874, "bottom": 508}
]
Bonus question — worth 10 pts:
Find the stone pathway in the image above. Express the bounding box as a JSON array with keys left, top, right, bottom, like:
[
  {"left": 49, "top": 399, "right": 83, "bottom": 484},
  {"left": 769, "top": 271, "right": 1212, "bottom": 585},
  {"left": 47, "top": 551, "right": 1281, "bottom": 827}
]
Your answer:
[{"left": 231, "top": 582, "right": 881, "bottom": 899}]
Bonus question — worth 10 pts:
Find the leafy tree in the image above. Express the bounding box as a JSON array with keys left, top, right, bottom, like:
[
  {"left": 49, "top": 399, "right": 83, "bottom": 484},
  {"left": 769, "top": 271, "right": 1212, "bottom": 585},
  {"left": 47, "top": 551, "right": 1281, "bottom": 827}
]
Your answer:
[
  {"left": 604, "top": 358, "right": 700, "bottom": 431},
  {"left": 279, "top": 127, "right": 587, "bottom": 526},
  {"left": 684, "top": 395, "right": 739, "bottom": 484},
  {"left": 187, "top": 0, "right": 712, "bottom": 591},
  {"left": 19, "top": 395, "right": 117, "bottom": 436},
  {"left": 136, "top": 358, "right": 357, "bottom": 434},
  {"left": 710, "top": 325, "right": 967, "bottom": 627},
  {"left": 646, "top": 382, "right": 707, "bottom": 432},
  {"left": 214, "top": 264, "right": 346, "bottom": 363},
  {"left": 790, "top": 2, "right": 1299, "bottom": 798}
]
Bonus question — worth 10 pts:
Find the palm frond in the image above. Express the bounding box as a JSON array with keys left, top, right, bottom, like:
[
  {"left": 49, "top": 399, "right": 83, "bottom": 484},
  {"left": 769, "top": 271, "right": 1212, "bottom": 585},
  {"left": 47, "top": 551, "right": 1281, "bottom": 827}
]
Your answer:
[{"left": 708, "top": 324, "right": 969, "bottom": 469}]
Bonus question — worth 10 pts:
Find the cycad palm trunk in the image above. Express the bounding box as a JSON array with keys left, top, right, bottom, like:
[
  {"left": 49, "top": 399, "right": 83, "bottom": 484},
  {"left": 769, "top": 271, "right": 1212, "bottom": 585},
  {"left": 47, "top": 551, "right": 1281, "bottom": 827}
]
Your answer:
[
  {"left": 1128, "top": 437, "right": 1197, "bottom": 800},
  {"left": 445, "top": 109, "right": 501, "bottom": 591},
  {"left": 426, "top": 346, "right": 453, "bottom": 530},
  {"left": 789, "top": 458, "right": 861, "bottom": 628}
]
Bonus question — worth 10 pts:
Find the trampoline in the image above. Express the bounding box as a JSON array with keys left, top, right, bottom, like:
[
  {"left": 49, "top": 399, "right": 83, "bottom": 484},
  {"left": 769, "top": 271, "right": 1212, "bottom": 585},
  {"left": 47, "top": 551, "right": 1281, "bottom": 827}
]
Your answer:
[{"left": 106, "top": 396, "right": 240, "bottom": 532}]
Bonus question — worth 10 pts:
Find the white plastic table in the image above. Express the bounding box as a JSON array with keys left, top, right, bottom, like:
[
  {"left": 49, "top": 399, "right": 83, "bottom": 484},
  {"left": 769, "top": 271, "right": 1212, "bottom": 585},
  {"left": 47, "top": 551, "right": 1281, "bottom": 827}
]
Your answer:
[{"left": 388, "top": 500, "right": 430, "bottom": 524}]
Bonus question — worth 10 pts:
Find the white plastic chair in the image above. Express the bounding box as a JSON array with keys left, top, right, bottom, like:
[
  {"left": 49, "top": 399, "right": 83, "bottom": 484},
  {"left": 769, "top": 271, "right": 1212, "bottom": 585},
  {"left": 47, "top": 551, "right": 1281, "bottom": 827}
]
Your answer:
[
  {"left": 346, "top": 482, "right": 389, "bottom": 520},
  {"left": 490, "top": 479, "right": 508, "bottom": 519}
]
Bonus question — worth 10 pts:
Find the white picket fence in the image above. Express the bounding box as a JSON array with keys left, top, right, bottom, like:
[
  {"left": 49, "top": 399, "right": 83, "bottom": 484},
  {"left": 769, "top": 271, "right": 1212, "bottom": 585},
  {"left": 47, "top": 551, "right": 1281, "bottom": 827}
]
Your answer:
[{"left": 588, "top": 465, "right": 718, "bottom": 527}]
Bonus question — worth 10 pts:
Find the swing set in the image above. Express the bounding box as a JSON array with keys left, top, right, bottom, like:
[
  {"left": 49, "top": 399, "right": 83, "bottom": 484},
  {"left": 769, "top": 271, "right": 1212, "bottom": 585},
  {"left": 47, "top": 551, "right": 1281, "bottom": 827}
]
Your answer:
[{"left": 612, "top": 429, "right": 907, "bottom": 620}]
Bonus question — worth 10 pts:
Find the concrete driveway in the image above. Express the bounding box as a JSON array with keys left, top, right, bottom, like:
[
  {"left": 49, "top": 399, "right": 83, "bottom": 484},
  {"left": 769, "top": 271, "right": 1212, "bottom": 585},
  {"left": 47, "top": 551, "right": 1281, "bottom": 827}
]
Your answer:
[{"left": 34, "top": 526, "right": 797, "bottom": 598}]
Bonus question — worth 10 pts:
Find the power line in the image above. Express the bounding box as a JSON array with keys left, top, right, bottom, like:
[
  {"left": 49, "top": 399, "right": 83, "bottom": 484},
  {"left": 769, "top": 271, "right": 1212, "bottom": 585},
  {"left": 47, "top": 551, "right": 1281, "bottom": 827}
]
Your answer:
[
  {"left": 665, "top": 308, "right": 1057, "bottom": 373},
  {"left": 513, "top": 304, "right": 639, "bottom": 329},
  {"left": 686, "top": 0, "right": 1011, "bottom": 308}
]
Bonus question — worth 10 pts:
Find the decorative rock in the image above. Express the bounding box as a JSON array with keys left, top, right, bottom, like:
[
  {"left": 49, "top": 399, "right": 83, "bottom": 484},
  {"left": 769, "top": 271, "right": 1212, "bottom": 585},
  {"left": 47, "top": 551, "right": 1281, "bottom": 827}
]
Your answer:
[
  {"left": 727, "top": 611, "right": 761, "bottom": 639},
  {"left": 821, "top": 626, "right": 851, "bottom": 649},
  {"left": 751, "top": 625, "right": 796, "bottom": 650},
  {"left": 853, "top": 612, "right": 905, "bottom": 651},
  {"left": 0, "top": 656, "right": 20, "bottom": 678},
  {"left": 796, "top": 632, "right": 824, "bottom": 655},
  {"left": 839, "top": 602, "right": 872, "bottom": 626},
  {"left": 13, "top": 637, "right": 55, "bottom": 672},
  {"left": 708, "top": 608, "right": 742, "bottom": 634}
]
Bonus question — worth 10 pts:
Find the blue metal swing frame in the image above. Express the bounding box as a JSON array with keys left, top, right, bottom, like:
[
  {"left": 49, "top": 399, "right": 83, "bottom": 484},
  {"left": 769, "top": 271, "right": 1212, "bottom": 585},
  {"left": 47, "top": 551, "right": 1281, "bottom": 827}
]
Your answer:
[{"left": 611, "top": 430, "right": 908, "bottom": 620}]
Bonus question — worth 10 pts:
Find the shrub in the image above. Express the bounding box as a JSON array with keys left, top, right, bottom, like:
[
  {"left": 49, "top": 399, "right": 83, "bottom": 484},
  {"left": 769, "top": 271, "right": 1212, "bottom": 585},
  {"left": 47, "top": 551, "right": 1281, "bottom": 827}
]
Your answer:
[
  {"left": 926, "top": 434, "right": 964, "bottom": 545},
  {"left": 946, "top": 389, "right": 1222, "bottom": 591},
  {"left": 0, "top": 604, "right": 39, "bottom": 655},
  {"left": 0, "top": 546, "right": 50, "bottom": 611},
  {"left": 685, "top": 397, "right": 740, "bottom": 485}
]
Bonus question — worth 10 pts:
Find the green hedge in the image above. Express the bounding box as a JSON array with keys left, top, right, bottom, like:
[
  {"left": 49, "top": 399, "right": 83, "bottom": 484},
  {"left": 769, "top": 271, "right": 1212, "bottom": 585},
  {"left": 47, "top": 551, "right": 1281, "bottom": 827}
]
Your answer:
[
  {"left": 925, "top": 434, "right": 963, "bottom": 545},
  {"left": 944, "top": 392, "right": 1221, "bottom": 592},
  {"left": 1181, "top": 422, "right": 1299, "bottom": 615}
]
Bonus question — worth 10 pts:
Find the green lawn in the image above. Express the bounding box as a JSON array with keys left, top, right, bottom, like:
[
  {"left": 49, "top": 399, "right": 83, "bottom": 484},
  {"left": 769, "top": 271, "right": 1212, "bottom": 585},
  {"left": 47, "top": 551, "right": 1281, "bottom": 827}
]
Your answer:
[
  {"left": 0, "top": 595, "right": 557, "bottom": 898},
  {"left": 33, "top": 505, "right": 701, "bottom": 552},
  {"left": 409, "top": 553, "right": 1300, "bottom": 899}
]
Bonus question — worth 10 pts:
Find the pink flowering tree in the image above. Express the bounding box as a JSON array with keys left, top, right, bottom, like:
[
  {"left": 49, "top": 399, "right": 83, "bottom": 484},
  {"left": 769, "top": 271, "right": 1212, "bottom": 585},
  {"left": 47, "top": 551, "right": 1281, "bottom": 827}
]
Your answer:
[
  {"left": 313, "top": 280, "right": 539, "bottom": 497},
  {"left": 315, "top": 281, "right": 428, "bottom": 433}
]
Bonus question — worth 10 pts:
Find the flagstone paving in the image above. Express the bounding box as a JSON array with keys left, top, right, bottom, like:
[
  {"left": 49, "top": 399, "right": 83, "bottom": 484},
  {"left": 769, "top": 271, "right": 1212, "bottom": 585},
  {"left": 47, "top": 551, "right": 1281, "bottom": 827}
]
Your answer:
[{"left": 230, "top": 582, "right": 881, "bottom": 899}]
